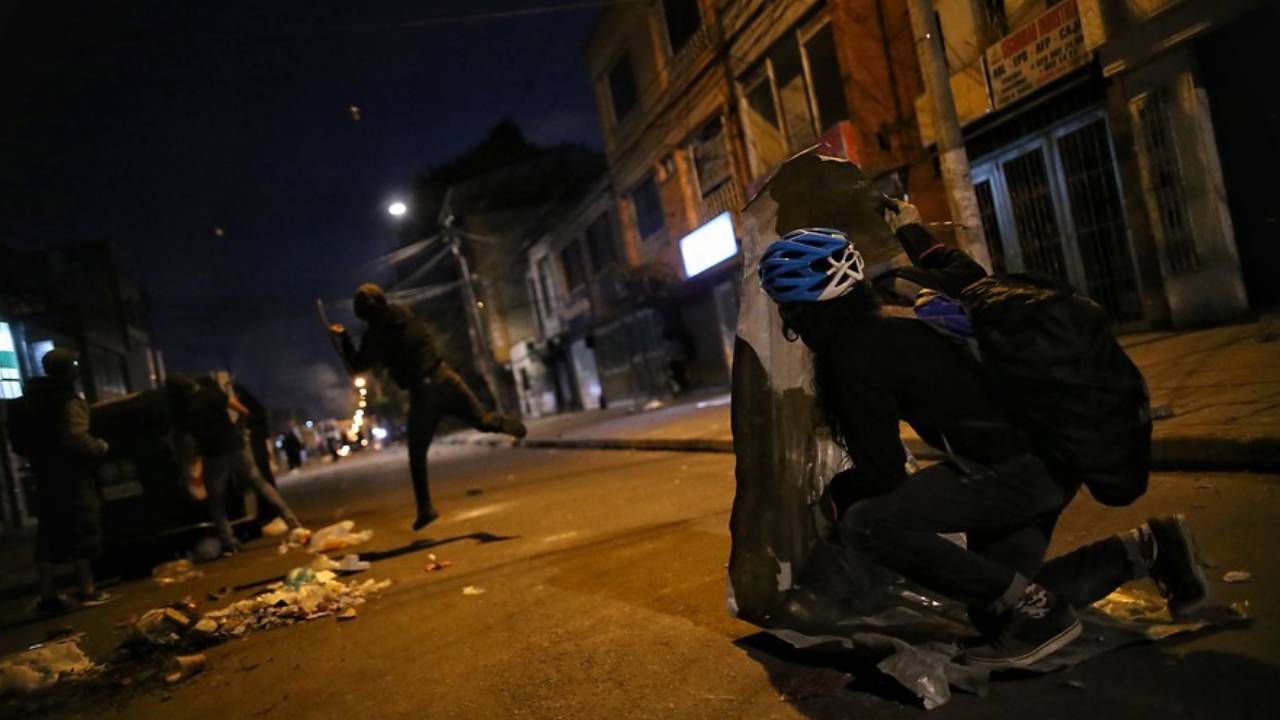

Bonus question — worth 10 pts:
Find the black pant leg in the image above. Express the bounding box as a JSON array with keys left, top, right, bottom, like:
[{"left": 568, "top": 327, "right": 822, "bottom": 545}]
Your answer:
[
  {"left": 437, "top": 364, "right": 502, "bottom": 431},
  {"left": 1035, "top": 536, "right": 1135, "bottom": 608},
  {"left": 407, "top": 382, "right": 442, "bottom": 512},
  {"left": 839, "top": 455, "right": 1069, "bottom": 606}
]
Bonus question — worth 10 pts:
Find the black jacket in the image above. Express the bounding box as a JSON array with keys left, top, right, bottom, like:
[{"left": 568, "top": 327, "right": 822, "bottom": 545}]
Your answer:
[
  {"left": 184, "top": 383, "right": 243, "bottom": 456},
  {"left": 20, "top": 376, "right": 109, "bottom": 474},
  {"left": 340, "top": 303, "right": 441, "bottom": 389},
  {"left": 825, "top": 224, "right": 1026, "bottom": 505}
]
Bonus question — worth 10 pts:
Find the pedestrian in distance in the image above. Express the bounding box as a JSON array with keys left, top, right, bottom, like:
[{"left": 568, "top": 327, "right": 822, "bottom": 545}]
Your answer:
[
  {"left": 755, "top": 199, "right": 1210, "bottom": 670},
  {"left": 282, "top": 420, "right": 304, "bottom": 470},
  {"left": 15, "top": 348, "right": 117, "bottom": 613},
  {"left": 330, "top": 282, "right": 527, "bottom": 531},
  {"left": 183, "top": 374, "right": 303, "bottom": 553}
]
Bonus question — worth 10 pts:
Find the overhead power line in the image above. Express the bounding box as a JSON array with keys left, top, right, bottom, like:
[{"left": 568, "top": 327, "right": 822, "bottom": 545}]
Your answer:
[{"left": 210, "top": 0, "right": 647, "bottom": 38}]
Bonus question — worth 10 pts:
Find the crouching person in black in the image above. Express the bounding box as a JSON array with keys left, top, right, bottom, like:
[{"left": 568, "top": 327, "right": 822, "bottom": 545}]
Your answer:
[
  {"left": 756, "top": 204, "right": 1209, "bottom": 669},
  {"left": 330, "top": 283, "right": 527, "bottom": 531},
  {"left": 23, "top": 349, "right": 116, "bottom": 613}
]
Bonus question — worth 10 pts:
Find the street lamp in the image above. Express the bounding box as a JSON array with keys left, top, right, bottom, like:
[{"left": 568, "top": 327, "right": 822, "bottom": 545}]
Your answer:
[
  {"left": 354, "top": 376, "right": 367, "bottom": 389},
  {"left": 387, "top": 201, "right": 407, "bottom": 217}
]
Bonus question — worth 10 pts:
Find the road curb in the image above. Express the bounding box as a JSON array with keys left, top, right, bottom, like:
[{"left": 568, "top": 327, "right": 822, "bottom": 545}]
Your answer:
[{"left": 441, "top": 432, "right": 1280, "bottom": 473}]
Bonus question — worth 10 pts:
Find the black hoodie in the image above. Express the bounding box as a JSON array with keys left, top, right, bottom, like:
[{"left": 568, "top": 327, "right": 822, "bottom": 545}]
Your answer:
[
  {"left": 20, "top": 375, "right": 109, "bottom": 471},
  {"left": 339, "top": 302, "right": 442, "bottom": 389}
]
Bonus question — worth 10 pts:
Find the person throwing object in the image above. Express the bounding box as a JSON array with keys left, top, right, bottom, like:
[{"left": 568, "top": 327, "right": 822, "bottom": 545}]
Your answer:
[{"left": 330, "top": 283, "right": 526, "bottom": 531}]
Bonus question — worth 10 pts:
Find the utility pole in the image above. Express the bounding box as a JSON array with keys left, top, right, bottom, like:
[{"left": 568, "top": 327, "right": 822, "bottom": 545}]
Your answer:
[
  {"left": 439, "top": 192, "right": 507, "bottom": 414},
  {"left": 904, "top": 0, "right": 992, "bottom": 271}
]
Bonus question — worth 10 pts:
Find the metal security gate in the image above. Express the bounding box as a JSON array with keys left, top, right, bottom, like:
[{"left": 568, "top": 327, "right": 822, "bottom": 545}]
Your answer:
[{"left": 972, "top": 111, "right": 1143, "bottom": 321}]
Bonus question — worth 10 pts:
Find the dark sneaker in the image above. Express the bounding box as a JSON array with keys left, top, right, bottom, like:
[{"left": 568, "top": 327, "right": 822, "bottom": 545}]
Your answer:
[
  {"left": 34, "top": 595, "right": 74, "bottom": 616},
  {"left": 965, "top": 584, "right": 1082, "bottom": 670},
  {"left": 499, "top": 415, "right": 527, "bottom": 440},
  {"left": 76, "top": 590, "right": 119, "bottom": 608},
  {"left": 412, "top": 506, "right": 440, "bottom": 532},
  {"left": 1147, "top": 515, "right": 1210, "bottom": 617}
]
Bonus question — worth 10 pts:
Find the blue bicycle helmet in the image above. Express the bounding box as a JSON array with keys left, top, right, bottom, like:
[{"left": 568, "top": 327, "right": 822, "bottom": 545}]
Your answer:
[{"left": 758, "top": 228, "right": 865, "bottom": 303}]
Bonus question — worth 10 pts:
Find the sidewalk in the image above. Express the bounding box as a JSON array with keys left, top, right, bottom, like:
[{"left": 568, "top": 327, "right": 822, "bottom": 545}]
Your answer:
[{"left": 444, "top": 318, "right": 1280, "bottom": 472}]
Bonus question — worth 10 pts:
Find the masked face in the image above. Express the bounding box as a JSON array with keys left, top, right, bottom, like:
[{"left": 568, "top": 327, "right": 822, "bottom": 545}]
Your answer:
[{"left": 352, "top": 284, "right": 388, "bottom": 322}]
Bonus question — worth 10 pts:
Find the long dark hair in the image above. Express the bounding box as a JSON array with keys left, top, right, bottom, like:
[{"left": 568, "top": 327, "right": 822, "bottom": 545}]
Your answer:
[{"left": 777, "top": 282, "right": 885, "bottom": 454}]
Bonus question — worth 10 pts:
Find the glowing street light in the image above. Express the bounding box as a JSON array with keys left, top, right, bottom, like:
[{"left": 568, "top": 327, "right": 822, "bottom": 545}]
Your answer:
[
  {"left": 387, "top": 201, "right": 407, "bottom": 217},
  {"left": 354, "top": 376, "right": 367, "bottom": 389}
]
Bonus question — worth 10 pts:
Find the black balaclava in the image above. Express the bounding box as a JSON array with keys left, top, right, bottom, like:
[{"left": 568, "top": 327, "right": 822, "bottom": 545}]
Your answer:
[
  {"left": 41, "top": 348, "right": 80, "bottom": 380},
  {"left": 353, "top": 283, "right": 389, "bottom": 322}
]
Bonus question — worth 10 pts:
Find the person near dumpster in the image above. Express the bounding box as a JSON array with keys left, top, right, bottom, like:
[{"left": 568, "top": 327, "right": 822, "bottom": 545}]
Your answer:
[
  {"left": 21, "top": 348, "right": 117, "bottom": 613},
  {"left": 755, "top": 200, "right": 1211, "bottom": 670},
  {"left": 329, "top": 282, "right": 527, "bottom": 531},
  {"left": 185, "top": 375, "right": 302, "bottom": 552},
  {"left": 229, "top": 380, "right": 285, "bottom": 525}
]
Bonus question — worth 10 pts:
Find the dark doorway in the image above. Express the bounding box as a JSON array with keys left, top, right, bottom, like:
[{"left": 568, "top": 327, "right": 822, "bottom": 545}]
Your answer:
[{"left": 1197, "top": 4, "right": 1280, "bottom": 308}]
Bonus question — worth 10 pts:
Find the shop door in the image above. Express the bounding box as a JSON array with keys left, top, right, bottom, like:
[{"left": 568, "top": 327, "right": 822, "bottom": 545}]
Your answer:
[{"left": 973, "top": 113, "right": 1142, "bottom": 321}]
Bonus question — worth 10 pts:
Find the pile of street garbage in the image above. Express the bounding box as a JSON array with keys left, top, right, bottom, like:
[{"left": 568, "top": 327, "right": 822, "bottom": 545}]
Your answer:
[
  {"left": 127, "top": 568, "right": 391, "bottom": 644},
  {"left": 197, "top": 570, "right": 390, "bottom": 636}
]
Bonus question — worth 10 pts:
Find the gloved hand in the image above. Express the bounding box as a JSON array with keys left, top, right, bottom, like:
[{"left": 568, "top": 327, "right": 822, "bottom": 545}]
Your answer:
[{"left": 883, "top": 196, "right": 922, "bottom": 234}]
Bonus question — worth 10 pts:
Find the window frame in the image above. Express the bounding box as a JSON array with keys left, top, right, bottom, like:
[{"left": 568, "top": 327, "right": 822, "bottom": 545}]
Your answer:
[
  {"left": 796, "top": 16, "right": 847, "bottom": 137},
  {"left": 559, "top": 241, "right": 589, "bottom": 294},
  {"left": 658, "top": 0, "right": 703, "bottom": 57},
  {"left": 630, "top": 175, "right": 666, "bottom": 241},
  {"left": 605, "top": 49, "right": 640, "bottom": 125},
  {"left": 687, "top": 113, "right": 733, "bottom": 198},
  {"left": 739, "top": 61, "right": 787, "bottom": 178}
]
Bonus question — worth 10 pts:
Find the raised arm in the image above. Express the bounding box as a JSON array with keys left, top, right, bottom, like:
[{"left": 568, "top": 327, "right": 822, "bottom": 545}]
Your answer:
[
  {"left": 884, "top": 198, "right": 988, "bottom": 297},
  {"left": 331, "top": 324, "right": 377, "bottom": 373}
]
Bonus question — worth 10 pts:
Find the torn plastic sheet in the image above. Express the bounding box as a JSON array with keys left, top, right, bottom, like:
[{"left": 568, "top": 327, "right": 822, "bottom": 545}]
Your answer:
[
  {"left": 728, "top": 152, "right": 1245, "bottom": 709},
  {"left": 0, "top": 639, "right": 96, "bottom": 696}
]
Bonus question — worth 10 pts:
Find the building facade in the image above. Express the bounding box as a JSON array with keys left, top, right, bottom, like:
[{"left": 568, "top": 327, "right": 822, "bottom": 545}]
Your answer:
[
  {"left": 522, "top": 0, "right": 1275, "bottom": 418},
  {"left": 889, "top": 0, "right": 1272, "bottom": 328}
]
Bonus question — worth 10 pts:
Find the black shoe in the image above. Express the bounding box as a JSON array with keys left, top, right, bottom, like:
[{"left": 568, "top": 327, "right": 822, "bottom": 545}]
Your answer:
[
  {"left": 1147, "top": 515, "right": 1210, "bottom": 617},
  {"left": 964, "top": 584, "right": 1082, "bottom": 670},
  {"left": 76, "top": 590, "right": 119, "bottom": 608},
  {"left": 34, "top": 594, "right": 73, "bottom": 616},
  {"left": 412, "top": 506, "right": 440, "bottom": 531},
  {"left": 499, "top": 415, "right": 527, "bottom": 440}
]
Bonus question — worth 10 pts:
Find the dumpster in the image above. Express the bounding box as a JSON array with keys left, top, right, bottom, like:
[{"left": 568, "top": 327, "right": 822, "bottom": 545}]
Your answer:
[{"left": 89, "top": 386, "right": 257, "bottom": 570}]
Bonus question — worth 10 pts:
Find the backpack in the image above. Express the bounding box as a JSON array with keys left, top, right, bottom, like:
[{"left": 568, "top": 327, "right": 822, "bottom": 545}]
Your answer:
[{"left": 892, "top": 268, "right": 1152, "bottom": 506}]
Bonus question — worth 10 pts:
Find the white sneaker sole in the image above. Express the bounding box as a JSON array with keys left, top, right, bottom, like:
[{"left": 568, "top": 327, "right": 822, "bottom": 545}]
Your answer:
[{"left": 964, "top": 618, "right": 1083, "bottom": 670}]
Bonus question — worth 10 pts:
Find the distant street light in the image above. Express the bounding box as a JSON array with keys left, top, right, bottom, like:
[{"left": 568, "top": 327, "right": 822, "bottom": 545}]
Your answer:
[{"left": 387, "top": 201, "right": 407, "bottom": 217}]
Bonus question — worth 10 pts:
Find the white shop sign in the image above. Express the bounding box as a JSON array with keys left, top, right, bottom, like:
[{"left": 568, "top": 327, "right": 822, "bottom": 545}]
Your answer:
[{"left": 986, "top": 0, "right": 1090, "bottom": 110}]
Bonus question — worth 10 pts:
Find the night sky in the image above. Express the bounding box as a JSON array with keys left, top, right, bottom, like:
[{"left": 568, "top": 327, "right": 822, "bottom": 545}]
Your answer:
[{"left": 0, "top": 0, "right": 605, "bottom": 419}]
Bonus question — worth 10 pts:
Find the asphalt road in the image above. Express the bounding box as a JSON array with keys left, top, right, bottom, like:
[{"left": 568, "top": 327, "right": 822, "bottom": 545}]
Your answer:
[{"left": 4, "top": 444, "right": 1277, "bottom": 719}]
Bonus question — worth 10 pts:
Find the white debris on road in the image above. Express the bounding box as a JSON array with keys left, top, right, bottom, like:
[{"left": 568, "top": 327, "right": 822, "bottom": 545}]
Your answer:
[
  {"left": 0, "top": 639, "right": 96, "bottom": 696},
  {"left": 199, "top": 572, "right": 391, "bottom": 637}
]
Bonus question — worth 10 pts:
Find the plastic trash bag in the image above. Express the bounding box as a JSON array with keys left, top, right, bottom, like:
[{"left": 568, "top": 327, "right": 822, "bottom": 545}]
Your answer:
[
  {"left": 152, "top": 558, "right": 203, "bottom": 585},
  {"left": 308, "top": 520, "right": 373, "bottom": 553},
  {"left": 0, "top": 639, "right": 95, "bottom": 696}
]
